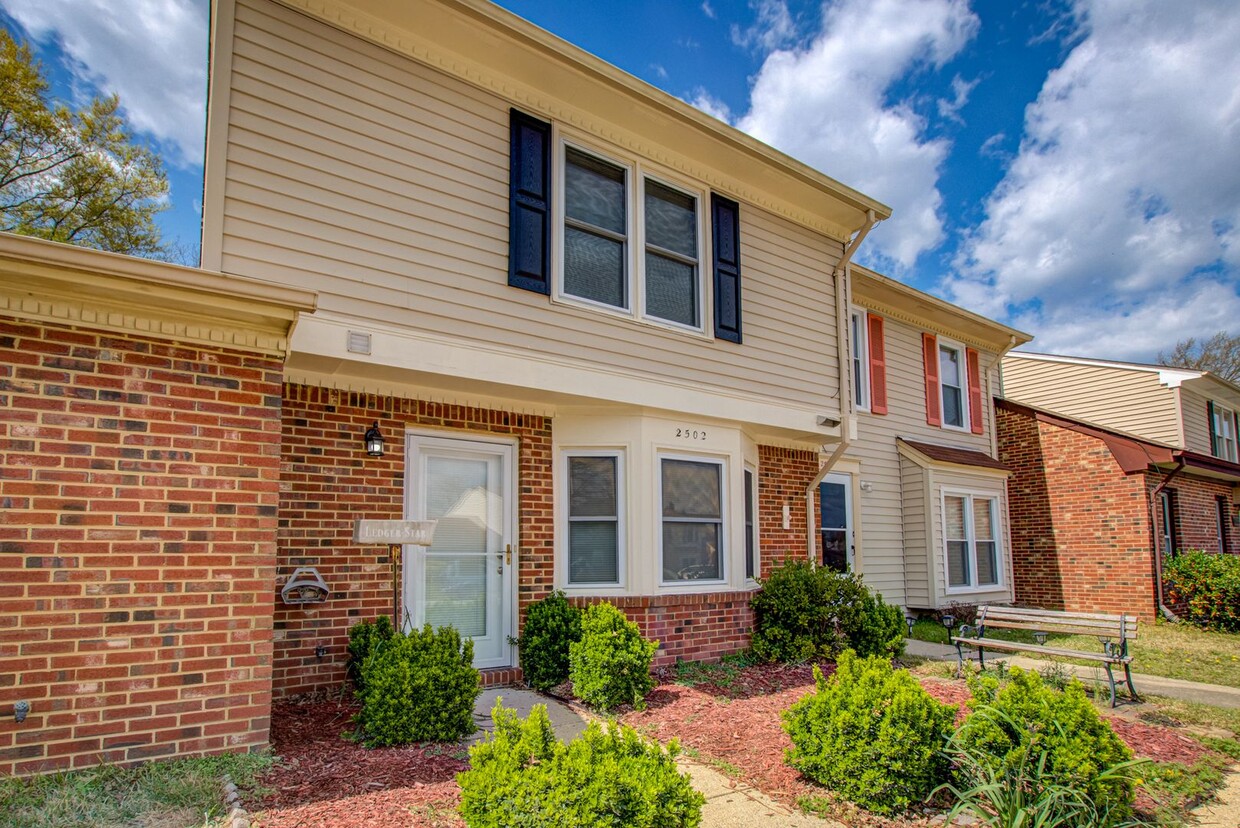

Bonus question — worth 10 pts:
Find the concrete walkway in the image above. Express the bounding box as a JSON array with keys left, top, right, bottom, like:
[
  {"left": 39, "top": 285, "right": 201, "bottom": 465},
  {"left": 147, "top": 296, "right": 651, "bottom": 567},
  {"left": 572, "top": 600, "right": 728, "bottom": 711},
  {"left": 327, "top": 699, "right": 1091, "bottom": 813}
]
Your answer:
[
  {"left": 904, "top": 638, "right": 1240, "bottom": 709},
  {"left": 471, "top": 688, "right": 843, "bottom": 827}
]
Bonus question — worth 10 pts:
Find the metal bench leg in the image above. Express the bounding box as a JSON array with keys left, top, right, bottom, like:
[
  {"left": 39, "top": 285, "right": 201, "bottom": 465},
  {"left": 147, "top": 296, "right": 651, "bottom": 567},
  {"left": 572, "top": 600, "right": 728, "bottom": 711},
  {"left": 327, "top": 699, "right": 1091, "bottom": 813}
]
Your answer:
[
  {"left": 978, "top": 647, "right": 985, "bottom": 671},
  {"left": 954, "top": 641, "right": 965, "bottom": 675},
  {"left": 1104, "top": 663, "right": 1117, "bottom": 708},
  {"left": 1124, "top": 663, "right": 1139, "bottom": 702}
]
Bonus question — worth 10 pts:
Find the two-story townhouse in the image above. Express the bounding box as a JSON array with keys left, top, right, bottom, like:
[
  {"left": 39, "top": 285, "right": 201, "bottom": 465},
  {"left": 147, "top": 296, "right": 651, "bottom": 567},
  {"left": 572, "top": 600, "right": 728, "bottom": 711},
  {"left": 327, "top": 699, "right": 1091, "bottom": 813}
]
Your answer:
[
  {"left": 201, "top": 0, "right": 895, "bottom": 694},
  {"left": 998, "top": 352, "right": 1240, "bottom": 620},
  {"left": 832, "top": 266, "right": 1031, "bottom": 613}
]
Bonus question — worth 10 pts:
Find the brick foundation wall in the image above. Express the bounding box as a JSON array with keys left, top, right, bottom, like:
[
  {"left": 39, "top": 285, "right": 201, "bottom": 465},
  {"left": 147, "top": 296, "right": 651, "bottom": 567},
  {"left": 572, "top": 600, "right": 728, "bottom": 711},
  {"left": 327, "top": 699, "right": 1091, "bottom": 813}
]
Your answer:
[
  {"left": 997, "top": 403, "right": 1156, "bottom": 619},
  {"left": 274, "top": 384, "right": 552, "bottom": 697},
  {"left": 0, "top": 317, "right": 283, "bottom": 776}
]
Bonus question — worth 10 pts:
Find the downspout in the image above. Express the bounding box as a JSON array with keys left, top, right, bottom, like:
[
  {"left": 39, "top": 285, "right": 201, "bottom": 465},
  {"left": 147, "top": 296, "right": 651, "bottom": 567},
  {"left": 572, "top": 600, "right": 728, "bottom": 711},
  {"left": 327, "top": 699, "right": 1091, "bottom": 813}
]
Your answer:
[
  {"left": 804, "top": 210, "right": 878, "bottom": 561},
  {"left": 1149, "top": 458, "right": 1185, "bottom": 622}
]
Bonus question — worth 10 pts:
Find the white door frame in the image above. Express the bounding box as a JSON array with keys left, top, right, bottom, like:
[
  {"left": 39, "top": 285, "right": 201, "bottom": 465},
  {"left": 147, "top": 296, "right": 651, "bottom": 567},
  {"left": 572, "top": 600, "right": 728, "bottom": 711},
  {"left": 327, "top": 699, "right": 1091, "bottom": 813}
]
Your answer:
[
  {"left": 404, "top": 432, "right": 517, "bottom": 669},
  {"left": 821, "top": 471, "right": 855, "bottom": 571}
]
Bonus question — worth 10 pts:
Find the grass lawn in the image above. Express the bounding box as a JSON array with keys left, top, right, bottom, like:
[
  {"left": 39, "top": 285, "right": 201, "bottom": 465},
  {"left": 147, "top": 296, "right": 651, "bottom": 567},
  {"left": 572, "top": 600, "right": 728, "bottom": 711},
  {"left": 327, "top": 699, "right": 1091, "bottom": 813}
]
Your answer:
[
  {"left": 911, "top": 617, "right": 1240, "bottom": 688},
  {"left": 0, "top": 752, "right": 271, "bottom": 828}
]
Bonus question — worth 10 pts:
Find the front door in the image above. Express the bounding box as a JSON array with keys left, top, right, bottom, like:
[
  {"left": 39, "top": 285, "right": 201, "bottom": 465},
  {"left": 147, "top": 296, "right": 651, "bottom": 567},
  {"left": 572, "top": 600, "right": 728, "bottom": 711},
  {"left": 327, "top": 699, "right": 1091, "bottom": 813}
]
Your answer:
[
  {"left": 819, "top": 472, "right": 854, "bottom": 572},
  {"left": 405, "top": 435, "right": 514, "bottom": 669}
]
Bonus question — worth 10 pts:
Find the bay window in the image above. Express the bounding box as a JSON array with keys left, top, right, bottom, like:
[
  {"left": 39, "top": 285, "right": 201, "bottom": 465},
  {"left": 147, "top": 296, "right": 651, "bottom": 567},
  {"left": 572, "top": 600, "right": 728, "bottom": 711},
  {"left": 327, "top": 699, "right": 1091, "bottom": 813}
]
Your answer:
[
  {"left": 660, "top": 457, "right": 724, "bottom": 582},
  {"left": 565, "top": 452, "right": 623, "bottom": 585},
  {"left": 944, "top": 492, "right": 1000, "bottom": 590}
]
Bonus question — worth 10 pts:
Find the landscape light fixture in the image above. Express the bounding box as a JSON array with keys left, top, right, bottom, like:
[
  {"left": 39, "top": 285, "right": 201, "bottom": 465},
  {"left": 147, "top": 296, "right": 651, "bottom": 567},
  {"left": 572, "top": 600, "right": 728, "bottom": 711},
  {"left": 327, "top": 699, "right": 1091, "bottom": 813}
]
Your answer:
[
  {"left": 941, "top": 613, "right": 956, "bottom": 645},
  {"left": 1033, "top": 631, "right": 1048, "bottom": 646},
  {"left": 364, "top": 421, "right": 385, "bottom": 457},
  {"left": 905, "top": 615, "right": 916, "bottom": 637}
]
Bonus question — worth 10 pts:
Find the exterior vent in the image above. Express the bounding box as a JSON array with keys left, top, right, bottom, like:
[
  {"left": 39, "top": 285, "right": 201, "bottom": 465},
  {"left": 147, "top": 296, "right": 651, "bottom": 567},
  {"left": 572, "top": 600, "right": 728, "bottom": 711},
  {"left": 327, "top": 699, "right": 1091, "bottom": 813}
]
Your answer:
[{"left": 347, "top": 330, "right": 372, "bottom": 355}]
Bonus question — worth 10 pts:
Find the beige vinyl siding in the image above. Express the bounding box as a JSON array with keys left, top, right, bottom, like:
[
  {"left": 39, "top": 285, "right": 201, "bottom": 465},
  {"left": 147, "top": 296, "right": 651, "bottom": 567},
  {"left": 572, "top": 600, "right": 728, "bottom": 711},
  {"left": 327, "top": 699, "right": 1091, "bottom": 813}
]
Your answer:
[
  {"left": 900, "top": 454, "right": 929, "bottom": 607},
  {"left": 219, "top": 0, "right": 842, "bottom": 410},
  {"left": 1181, "top": 377, "right": 1240, "bottom": 457},
  {"left": 847, "top": 313, "right": 1000, "bottom": 608},
  {"left": 1002, "top": 358, "right": 1181, "bottom": 445}
]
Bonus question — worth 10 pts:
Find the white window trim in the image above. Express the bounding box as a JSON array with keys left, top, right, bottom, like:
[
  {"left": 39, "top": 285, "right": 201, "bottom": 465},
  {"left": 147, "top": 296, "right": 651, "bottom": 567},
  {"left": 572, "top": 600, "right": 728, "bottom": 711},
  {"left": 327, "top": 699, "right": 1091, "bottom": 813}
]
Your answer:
[
  {"left": 937, "top": 338, "right": 970, "bottom": 432},
  {"left": 850, "top": 308, "right": 870, "bottom": 413},
  {"left": 561, "top": 449, "right": 626, "bottom": 589},
  {"left": 1213, "top": 402, "right": 1237, "bottom": 462},
  {"left": 553, "top": 133, "right": 710, "bottom": 337},
  {"left": 744, "top": 463, "right": 759, "bottom": 583},
  {"left": 941, "top": 488, "right": 1003, "bottom": 594},
  {"left": 658, "top": 452, "right": 728, "bottom": 587}
]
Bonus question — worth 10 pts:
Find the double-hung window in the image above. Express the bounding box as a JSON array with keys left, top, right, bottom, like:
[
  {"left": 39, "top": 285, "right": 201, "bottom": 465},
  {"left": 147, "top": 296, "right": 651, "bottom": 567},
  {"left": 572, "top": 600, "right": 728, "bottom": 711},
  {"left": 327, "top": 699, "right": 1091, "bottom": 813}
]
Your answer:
[
  {"left": 744, "top": 465, "right": 758, "bottom": 580},
  {"left": 850, "top": 309, "right": 869, "bottom": 411},
  {"left": 939, "top": 342, "right": 966, "bottom": 429},
  {"left": 565, "top": 452, "right": 623, "bottom": 585},
  {"left": 660, "top": 457, "right": 724, "bottom": 582},
  {"left": 944, "top": 492, "right": 1000, "bottom": 590},
  {"left": 1211, "top": 402, "right": 1237, "bottom": 462},
  {"left": 561, "top": 142, "right": 704, "bottom": 332}
]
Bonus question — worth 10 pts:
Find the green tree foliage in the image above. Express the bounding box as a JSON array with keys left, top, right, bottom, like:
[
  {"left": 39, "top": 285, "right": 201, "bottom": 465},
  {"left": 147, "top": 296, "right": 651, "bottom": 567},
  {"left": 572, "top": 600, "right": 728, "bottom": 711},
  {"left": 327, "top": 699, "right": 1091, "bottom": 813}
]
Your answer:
[
  {"left": 1158, "top": 331, "right": 1240, "bottom": 383},
  {"left": 782, "top": 651, "right": 955, "bottom": 814},
  {"left": 515, "top": 590, "right": 582, "bottom": 692},
  {"left": 568, "top": 602, "right": 658, "bottom": 712},
  {"left": 459, "top": 701, "right": 704, "bottom": 828},
  {"left": 0, "top": 30, "right": 168, "bottom": 256},
  {"left": 750, "top": 560, "right": 905, "bottom": 662},
  {"left": 1164, "top": 550, "right": 1240, "bottom": 632}
]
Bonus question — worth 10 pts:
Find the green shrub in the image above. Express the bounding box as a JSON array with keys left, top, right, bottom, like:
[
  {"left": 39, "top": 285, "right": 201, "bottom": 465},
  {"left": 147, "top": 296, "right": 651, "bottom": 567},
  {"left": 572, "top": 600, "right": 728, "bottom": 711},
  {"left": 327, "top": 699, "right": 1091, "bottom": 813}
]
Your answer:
[
  {"left": 750, "top": 561, "right": 905, "bottom": 662},
  {"left": 1165, "top": 550, "right": 1240, "bottom": 632},
  {"left": 515, "top": 590, "right": 582, "bottom": 692},
  {"left": 355, "top": 624, "right": 481, "bottom": 746},
  {"left": 346, "top": 615, "right": 395, "bottom": 691},
  {"left": 459, "top": 701, "right": 704, "bottom": 828},
  {"left": 956, "top": 668, "right": 1135, "bottom": 816},
  {"left": 937, "top": 705, "right": 1148, "bottom": 828},
  {"left": 782, "top": 650, "right": 955, "bottom": 814},
  {"left": 568, "top": 602, "right": 658, "bottom": 712}
]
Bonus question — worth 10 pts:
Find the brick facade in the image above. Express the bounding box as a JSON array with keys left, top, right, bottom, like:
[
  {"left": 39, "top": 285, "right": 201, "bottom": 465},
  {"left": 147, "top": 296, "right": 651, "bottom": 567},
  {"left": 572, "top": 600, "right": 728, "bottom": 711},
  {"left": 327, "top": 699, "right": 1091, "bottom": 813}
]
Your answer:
[
  {"left": 274, "top": 385, "right": 822, "bottom": 693},
  {"left": 0, "top": 317, "right": 283, "bottom": 776},
  {"left": 998, "top": 400, "right": 1238, "bottom": 621}
]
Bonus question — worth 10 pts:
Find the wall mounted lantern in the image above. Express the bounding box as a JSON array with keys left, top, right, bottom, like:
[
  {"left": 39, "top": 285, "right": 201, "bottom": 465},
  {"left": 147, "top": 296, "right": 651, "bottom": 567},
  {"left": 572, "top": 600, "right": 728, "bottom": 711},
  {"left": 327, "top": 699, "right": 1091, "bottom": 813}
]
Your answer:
[{"left": 364, "top": 421, "right": 385, "bottom": 457}]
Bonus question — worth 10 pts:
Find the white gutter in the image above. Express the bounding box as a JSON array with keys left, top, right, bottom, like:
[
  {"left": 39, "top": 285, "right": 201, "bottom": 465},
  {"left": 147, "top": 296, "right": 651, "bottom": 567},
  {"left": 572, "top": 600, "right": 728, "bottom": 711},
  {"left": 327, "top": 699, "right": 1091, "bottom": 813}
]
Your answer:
[{"left": 805, "top": 210, "right": 878, "bottom": 561}]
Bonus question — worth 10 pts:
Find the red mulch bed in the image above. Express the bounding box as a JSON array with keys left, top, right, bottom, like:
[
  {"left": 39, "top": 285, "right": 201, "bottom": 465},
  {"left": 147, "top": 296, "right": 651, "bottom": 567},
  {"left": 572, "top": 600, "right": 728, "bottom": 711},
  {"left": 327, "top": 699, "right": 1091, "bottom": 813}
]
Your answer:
[
  {"left": 246, "top": 698, "right": 467, "bottom": 828},
  {"left": 246, "top": 666, "right": 1221, "bottom": 828}
]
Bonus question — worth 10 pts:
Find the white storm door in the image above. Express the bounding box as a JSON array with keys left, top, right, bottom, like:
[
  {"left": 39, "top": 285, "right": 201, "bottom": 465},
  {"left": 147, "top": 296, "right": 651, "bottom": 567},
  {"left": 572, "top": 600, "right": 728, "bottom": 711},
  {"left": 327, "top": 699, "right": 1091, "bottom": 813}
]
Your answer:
[
  {"left": 819, "top": 472, "right": 855, "bottom": 572},
  {"left": 405, "top": 436, "right": 514, "bottom": 669}
]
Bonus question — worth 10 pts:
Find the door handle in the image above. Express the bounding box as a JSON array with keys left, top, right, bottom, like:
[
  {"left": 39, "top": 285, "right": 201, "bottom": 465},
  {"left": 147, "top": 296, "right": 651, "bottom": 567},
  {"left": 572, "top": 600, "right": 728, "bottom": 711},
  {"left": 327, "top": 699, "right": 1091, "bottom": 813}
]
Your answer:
[{"left": 505, "top": 543, "right": 513, "bottom": 565}]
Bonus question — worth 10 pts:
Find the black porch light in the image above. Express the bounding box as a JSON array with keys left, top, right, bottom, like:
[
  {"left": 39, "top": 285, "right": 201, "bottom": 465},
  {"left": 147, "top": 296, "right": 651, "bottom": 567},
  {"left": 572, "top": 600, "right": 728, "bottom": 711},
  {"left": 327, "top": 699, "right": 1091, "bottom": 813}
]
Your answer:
[
  {"left": 364, "top": 421, "right": 385, "bottom": 457},
  {"left": 941, "top": 613, "right": 956, "bottom": 645}
]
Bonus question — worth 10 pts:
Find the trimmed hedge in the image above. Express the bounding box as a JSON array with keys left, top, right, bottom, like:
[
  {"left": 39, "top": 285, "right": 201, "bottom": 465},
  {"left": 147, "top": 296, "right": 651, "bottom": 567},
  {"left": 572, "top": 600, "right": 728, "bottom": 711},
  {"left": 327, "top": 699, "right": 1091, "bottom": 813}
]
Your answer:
[
  {"left": 1165, "top": 550, "right": 1240, "bottom": 632},
  {"left": 750, "top": 561, "right": 904, "bottom": 662},
  {"left": 515, "top": 590, "right": 582, "bottom": 692},
  {"left": 568, "top": 602, "right": 658, "bottom": 712},
  {"left": 345, "top": 615, "right": 394, "bottom": 692},
  {"left": 459, "top": 701, "right": 704, "bottom": 828}
]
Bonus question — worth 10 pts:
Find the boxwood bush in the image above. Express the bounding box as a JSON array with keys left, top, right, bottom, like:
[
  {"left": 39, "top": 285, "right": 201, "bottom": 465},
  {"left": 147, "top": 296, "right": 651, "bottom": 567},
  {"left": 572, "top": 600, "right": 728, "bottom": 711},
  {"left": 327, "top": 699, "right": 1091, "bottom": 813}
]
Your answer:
[
  {"left": 345, "top": 615, "right": 395, "bottom": 692},
  {"left": 355, "top": 624, "right": 480, "bottom": 746},
  {"left": 568, "top": 602, "right": 658, "bottom": 712},
  {"left": 515, "top": 590, "right": 582, "bottom": 692},
  {"left": 1165, "top": 550, "right": 1240, "bottom": 632},
  {"left": 750, "top": 560, "right": 904, "bottom": 662},
  {"left": 956, "top": 667, "right": 1135, "bottom": 816},
  {"left": 459, "top": 701, "right": 704, "bottom": 828},
  {"left": 783, "top": 650, "right": 955, "bottom": 813}
]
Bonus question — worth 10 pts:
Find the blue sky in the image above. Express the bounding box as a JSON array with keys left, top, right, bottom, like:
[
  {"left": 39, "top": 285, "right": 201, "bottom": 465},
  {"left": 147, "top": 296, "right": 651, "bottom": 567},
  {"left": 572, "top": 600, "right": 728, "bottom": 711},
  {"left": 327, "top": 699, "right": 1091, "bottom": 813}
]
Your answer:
[{"left": 2, "top": 0, "right": 1238, "bottom": 361}]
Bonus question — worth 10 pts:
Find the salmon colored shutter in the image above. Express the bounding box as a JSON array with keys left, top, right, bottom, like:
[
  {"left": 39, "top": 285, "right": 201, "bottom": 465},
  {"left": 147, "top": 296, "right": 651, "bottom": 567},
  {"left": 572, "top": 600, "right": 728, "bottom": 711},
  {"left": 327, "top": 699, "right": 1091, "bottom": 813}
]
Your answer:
[
  {"left": 922, "top": 333, "right": 941, "bottom": 426},
  {"left": 966, "top": 348, "right": 984, "bottom": 434},
  {"left": 867, "top": 314, "right": 888, "bottom": 415}
]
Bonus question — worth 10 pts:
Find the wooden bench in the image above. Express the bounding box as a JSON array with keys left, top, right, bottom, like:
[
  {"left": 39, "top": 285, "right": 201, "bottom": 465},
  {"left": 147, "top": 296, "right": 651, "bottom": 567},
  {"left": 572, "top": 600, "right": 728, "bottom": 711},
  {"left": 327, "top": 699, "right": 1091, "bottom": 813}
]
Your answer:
[{"left": 954, "top": 606, "right": 1139, "bottom": 707}]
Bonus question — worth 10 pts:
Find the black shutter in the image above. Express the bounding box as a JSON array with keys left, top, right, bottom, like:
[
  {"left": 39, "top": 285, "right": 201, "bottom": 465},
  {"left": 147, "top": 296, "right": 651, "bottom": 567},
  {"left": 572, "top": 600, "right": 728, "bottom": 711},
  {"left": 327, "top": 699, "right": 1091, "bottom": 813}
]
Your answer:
[
  {"left": 1208, "top": 399, "right": 1218, "bottom": 456},
  {"left": 508, "top": 109, "right": 551, "bottom": 294},
  {"left": 711, "top": 194, "right": 742, "bottom": 343}
]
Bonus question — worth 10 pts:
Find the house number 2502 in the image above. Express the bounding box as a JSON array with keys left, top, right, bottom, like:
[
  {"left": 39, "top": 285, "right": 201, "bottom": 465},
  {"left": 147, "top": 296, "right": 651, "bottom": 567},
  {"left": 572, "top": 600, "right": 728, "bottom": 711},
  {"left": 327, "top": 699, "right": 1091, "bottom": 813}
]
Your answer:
[{"left": 676, "top": 428, "right": 707, "bottom": 440}]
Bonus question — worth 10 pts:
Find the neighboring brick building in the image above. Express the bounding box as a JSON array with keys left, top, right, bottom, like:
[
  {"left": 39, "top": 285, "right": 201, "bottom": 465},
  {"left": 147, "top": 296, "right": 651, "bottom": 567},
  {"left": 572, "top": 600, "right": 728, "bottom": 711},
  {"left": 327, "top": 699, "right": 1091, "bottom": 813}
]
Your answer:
[
  {"left": 998, "top": 397, "right": 1240, "bottom": 620},
  {"left": 0, "top": 236, "right": 314, "bottom": 776}
]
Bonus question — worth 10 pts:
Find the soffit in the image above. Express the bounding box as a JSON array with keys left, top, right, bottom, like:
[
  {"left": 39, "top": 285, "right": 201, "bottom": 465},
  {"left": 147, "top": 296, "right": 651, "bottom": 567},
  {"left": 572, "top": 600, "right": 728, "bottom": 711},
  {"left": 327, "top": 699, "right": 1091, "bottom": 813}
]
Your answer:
[
  {"left": 0, "top": 233, "right": 317, "bottom": 356},
  {"left": 272, "top": 0, "right": 890, "bottom": 242}
]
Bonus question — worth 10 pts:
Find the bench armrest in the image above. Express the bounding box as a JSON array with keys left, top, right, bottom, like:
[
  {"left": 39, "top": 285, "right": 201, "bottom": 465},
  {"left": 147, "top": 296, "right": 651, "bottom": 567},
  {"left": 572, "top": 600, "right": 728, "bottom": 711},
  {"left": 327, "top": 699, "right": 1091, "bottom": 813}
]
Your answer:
[{"left": 956, "top": 624, "right": 974, "bottom": 640}]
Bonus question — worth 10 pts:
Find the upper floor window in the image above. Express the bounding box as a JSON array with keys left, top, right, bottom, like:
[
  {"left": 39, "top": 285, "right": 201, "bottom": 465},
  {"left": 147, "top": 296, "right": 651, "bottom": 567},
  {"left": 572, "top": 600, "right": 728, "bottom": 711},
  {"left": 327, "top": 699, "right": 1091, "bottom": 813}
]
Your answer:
[
  {"left": 850, "top": 309, "right": 869, "bottom": 411},
  {"left": 1211, "top": 401, "right": 1238, "bottom": 462},
  {"left": 944, "top": 492, "right": 1000, "bottom": 591},
  {"left": 560, "top": 142, "right": 704, "bottom": 333},
  {"left": 939, "top": 342, "right": 967, "bottom": 429}
]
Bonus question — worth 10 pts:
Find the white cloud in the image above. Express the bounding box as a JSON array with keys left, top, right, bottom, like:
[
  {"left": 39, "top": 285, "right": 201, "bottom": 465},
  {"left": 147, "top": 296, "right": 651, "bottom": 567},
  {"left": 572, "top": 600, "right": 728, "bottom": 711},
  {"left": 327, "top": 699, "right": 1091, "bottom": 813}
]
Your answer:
[
  {"left": 689, "top": 88, "right": 733, "bottom": 123},
  {"left": 650, "top": 63, "right": 669, "bottom": 80},
  {"left": 734, "top": 0, "right": 979, "bottom": 269},
  {"left": 937, "top": 74, "right": 977, "bottom": 124},
  {"left": 949, "top": 0, "right": 1240, "bottom": 360},
  {"left": 2, "top": 0, "right": 209, "bottom": 168},
  {"left": 731, "top": 0, "right": 799, "bottom": 53},
  {"left": 979, "top": 132, "right": 1008, "bottom": 160},
  {"left": 701, "top": 1, "right": 717, "bottom": 21}
]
